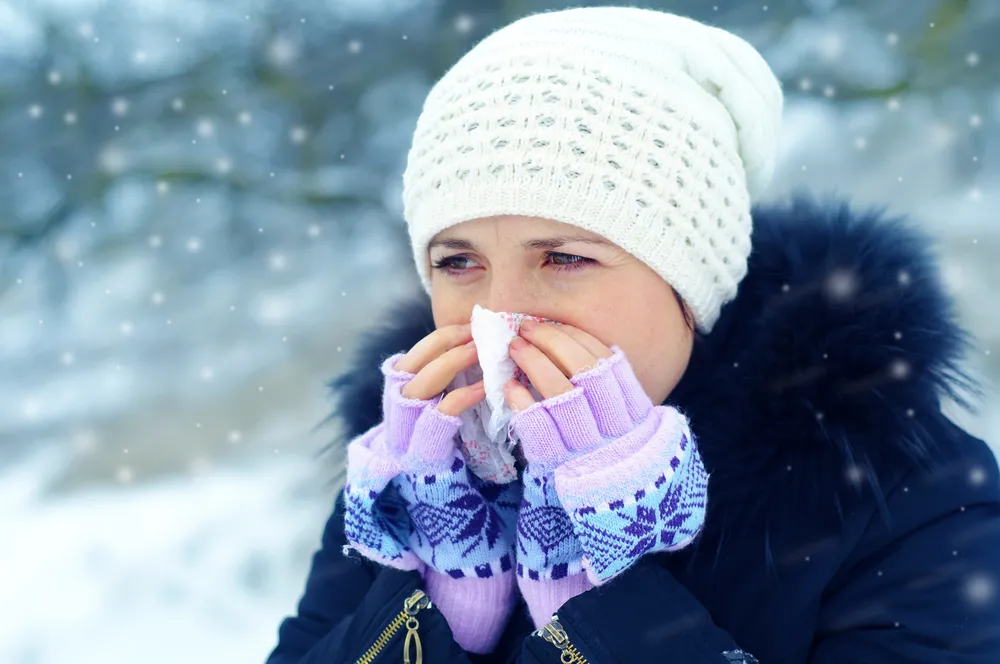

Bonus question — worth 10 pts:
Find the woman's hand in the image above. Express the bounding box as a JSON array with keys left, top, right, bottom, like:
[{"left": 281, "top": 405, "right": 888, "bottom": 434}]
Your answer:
[
  {"left": 394, "top": 322, "right": 487, "bottom": 417},
  {"left": 503, "top": 319, "right": 615, "bottom": 412}
]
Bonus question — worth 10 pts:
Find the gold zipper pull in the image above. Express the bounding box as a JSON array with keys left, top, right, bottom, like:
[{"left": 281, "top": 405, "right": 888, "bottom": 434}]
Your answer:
[
  {"left": 402, "top": 589, "right": 432, "bottom": 664},
  {"left": 534, "top": 614, "right": 588, "bottom": 664}
]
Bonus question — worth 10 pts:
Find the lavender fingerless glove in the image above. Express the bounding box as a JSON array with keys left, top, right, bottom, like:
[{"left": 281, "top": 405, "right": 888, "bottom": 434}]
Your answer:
[
  {"left": 513, "top": 346, "right": 709, "bottom": 627},
  {"left": 343, "top": 353, "right": 520, "bottom": 653}
]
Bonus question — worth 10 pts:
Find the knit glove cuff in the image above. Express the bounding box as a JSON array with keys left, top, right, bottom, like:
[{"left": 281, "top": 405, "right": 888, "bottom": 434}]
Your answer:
[
  {"left": 512, "top": 348, "right": 709, "bottom": 586},
  {"left": 512, "top": 346, "right": 654, "bottom": 467}
]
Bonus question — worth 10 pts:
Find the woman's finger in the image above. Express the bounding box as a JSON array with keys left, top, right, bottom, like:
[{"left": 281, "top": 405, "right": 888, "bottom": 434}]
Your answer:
[
  {"left": 394, "top": 323, "right": 472, "bottom": 374},
  {"left": 438, "top": 380, "right": 485, "bottom": 417},
  {"left": 504, "top": 378, "right": 536, "bottom": 413},
  {"left": 402, "top": 341, "right": 479, "bottom": 400},
  {"left": 508, "top": 336, "right": 575, "bottom": 399},
  {"left": 518, "top": 320, "right": 598, "bottom": 377},
  {"left": 554, "top": 324, "right": 614, "bottom": 361}
]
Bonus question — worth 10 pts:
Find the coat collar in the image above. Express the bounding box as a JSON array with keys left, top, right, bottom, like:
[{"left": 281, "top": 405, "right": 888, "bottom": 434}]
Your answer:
[{"left": 326, "top": 197, "right": 977, "bottom": 519}]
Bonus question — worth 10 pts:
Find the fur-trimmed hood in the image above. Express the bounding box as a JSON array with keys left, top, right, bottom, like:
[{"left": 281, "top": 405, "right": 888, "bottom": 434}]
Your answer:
[{"left": 327, "top": 197, "right": 980, "bottom": 530}]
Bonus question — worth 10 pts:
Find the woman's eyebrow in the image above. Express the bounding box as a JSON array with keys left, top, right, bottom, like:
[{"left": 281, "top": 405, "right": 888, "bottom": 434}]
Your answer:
[
  {"left": 522, "top": 234, "right": 612, "bottom": 250},
  {"left": 428, "top": 237, "right": 478, "bottom": 252}
]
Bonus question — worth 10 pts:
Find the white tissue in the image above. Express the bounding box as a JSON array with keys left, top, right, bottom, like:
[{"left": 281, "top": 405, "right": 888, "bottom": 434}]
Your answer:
[{"left": 449, "top": 304, "right": 547, "bottom": 483}]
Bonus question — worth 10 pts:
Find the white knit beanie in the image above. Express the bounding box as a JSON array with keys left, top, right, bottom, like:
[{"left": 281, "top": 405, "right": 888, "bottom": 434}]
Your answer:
[{"left": 402, "top": 6, "right": 783, "bottom": 333}]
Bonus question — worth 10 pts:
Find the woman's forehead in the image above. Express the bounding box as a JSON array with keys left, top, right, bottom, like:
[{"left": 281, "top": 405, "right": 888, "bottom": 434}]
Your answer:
[{"left": 432, "top": 216, "right": 609, "bottom": 242}]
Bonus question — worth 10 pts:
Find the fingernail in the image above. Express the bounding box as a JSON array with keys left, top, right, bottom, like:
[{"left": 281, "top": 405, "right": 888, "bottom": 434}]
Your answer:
[
  {"left": 519, "top": 319, "right": 537, "bottom": 331},
  {"left": 509, "top": 336, "right": 527, "bottom": 351}
]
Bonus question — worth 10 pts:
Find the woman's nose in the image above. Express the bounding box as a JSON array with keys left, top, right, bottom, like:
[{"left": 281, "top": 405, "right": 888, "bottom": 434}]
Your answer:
[{"left": 483, "top": 281, "right": 534, "bottom": 315}]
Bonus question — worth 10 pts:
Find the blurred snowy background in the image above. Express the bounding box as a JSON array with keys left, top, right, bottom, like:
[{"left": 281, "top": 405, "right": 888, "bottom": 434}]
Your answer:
[{"left": 0, "top": 0, "right": 997, "bottom": 662}]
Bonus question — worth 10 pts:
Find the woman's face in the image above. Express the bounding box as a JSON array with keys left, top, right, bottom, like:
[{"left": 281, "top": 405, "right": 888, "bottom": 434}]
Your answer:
[{"left": 429, "top": 215, "right": 694, "bottom": 405}]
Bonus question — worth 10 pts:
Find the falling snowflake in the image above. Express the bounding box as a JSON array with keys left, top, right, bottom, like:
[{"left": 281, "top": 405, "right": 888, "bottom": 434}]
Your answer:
[
  {"left": 98, "top": 146, "right": 127, "bottom": 174},
  {"left": 888, "top": 359, "right": 910, "bottom": 380},
  {"left": 64, "top": 111, "right": 78, "bottom": 125},
  {"left": 825, "top": 269, "right": 857, "bottom": 301},
  {"left": 151, "top": 291, "right": 165, "bottom": 305},
  {"left": 111, "top": 98, "right": 129, "bottom": 116},
  {"left": 62, "top": 351, "right": 75, "bottom": 365},
  {"left": 818, "top": 33, "right": 844, "bottom": 61},
  {"left": 455, "top": 14, "right": 475, "bottom": 33},
  {"left": 172, "top": 97, "right": 185, "bottom": 111},
  {"left": 216, "top": 158, "right": 232, "bottom": 174},
  {"left": 845, "top": 464, "right": 865, "bottom": 486},
  {"left": 268, "top": 35, "right": 299, "bottom": 66},
  {"left": 969, "top": 466, "right": 988, "bottom": 487},
  {"left": 22, "top": 398, "right": 41, "bottom": 420},
  {"left": 48, "top": 70, "right": 62, "bottom": 85},
  {"left": 120, "top": 321, "right": 134, "bottom": 336},
  {"left": 930, "top": 123, "right": 955, "bottom": 148},
  {"left": 200, "top": 367, "right": 215, "bottom": 381},
  {"left": 963, "top": 573, "right": 996, "bottom": 606},
  {"left": 28, "top": 104, "right": 43, "bottom": 118},
  {"left": 290, "top": 126, "right": 308, "bottom": 144},
  {"left": 966, "top": 52, "right": 979, "bottom": 66},
  {"left": 269, "top": 253, "right": 287, "bottom": 271},
  {"left": 116, "top": 466, "right": 135, "bottom": 484},
  {"left": 886, "top": 33, "right": 899, "bottom": 45},
  {"left": 73, "top": 429, "right": 97, "bottom": 453},
  {"left": 854, "top": 137, "right": 867, "bottom": 150},
  {"left": 307, "top": 224, "right": 321, "bottom": 238},
  {"left": 78, "top": 21, "right": 95, "bottom": 38},
  {"left": 348, "top": 39, "right": 363, "bottom": 54},
  {"left": 969, "top": 115, "right": 982, "bottom": 128},
  {"left": 798, "top": 78, "right": 813, "bottom": 92},
  {"left": 156, "top": 181, "right": 170, "bottom": 194},
  {"left": 196, "top": 118, "right": 215, "bottom": 138},
  {"left": 187, "top": 237, "right": 202, "bottom": 252},
  {"left": 887, "top": 98, "right": 901, "bottom": 111},
  {"left": 54, "top": 236, "right": 79, "bottom": 262},
  {"left": 256, "top": 296, "right": 290, "bottom": 324},
  {"left": 238, "top": 111, "right": 252, "bottom": 125},
  {"left": 228, "top": 430, "right": 242, "bottom": 444}
]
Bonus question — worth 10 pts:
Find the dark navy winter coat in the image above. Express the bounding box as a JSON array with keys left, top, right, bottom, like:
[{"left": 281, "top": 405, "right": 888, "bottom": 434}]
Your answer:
[{"left": 266, "top": 198, "right": 1000, "bottom": 663}]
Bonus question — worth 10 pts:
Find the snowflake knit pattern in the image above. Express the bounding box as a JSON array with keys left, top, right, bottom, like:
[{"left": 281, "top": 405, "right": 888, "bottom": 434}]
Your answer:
[{"left": 342, "top": 353, "right": 520, "bottom": 579}]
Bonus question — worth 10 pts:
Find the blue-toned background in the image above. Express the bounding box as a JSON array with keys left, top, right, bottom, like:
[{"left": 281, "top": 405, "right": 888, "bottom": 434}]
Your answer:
[{"left": 1, "top": 1, "right": 997, "bottom": 662}]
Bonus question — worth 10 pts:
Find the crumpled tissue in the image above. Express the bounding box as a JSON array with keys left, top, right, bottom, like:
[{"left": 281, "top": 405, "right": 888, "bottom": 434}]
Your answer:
[{"left": 447, "top": 304, "right": 551, "bottom": 483}]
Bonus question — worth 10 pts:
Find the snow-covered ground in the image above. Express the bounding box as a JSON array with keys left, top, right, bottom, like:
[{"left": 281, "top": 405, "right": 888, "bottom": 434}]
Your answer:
[{"left": 0, "top": 450, "right": 335, "bottom": 664}]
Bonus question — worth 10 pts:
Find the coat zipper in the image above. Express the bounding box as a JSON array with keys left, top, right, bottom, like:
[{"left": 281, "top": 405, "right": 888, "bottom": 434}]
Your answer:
[
  {"left": 533, "top": 614, "right": 589, "bottom": 664},
  {"left": 354, "top": 588, "right": 433, "bottom": 664}
]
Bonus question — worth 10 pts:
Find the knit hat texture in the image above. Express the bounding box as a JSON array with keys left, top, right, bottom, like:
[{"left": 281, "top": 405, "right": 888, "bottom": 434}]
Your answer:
[{"left": 402, "top": 6, "right": 783, "bottom": 332}]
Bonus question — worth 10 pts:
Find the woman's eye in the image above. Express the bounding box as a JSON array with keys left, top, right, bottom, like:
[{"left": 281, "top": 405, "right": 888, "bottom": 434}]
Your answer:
[
  {"left": 547, "top": 252, "right": 596, "bottom": 270},
  {"left": 430, "top": 255, "right": 478, "bottom": 271}
]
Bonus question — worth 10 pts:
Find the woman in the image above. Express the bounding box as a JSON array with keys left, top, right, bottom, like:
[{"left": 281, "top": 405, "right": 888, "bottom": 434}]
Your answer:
[{"left": 267, "top": 6, "right": 1000, "bottom": 663}]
